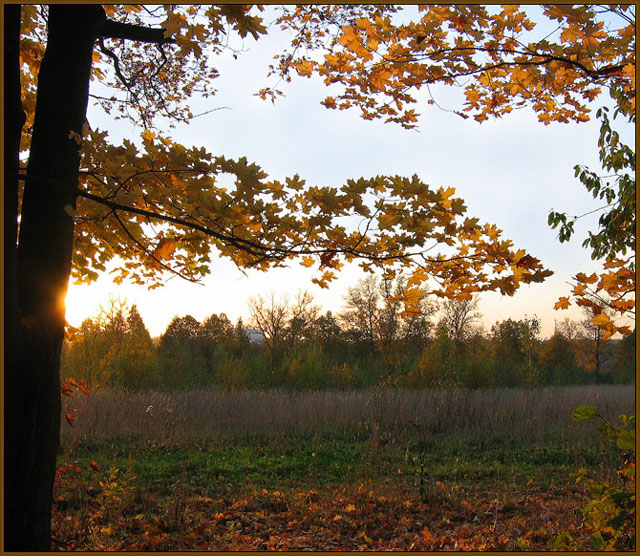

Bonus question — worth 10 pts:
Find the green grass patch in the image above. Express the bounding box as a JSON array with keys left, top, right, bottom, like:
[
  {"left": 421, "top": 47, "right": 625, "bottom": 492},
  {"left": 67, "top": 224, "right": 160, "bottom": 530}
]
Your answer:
[{"left": 59, "top": 426, "right": 613, "bottom": 500}]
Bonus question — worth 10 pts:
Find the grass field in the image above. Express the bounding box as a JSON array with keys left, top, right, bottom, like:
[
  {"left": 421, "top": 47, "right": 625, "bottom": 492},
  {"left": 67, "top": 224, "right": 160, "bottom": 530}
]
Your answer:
[{"left": 53, "top": 385, "right": 634, "bottom": 550}]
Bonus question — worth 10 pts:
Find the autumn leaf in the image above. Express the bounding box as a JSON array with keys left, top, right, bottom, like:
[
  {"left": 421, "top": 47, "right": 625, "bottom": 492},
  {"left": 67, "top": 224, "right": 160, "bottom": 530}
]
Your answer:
[
  {"left": 421, "top": 528, "right": 437, "bottom": 543},
  {"left": 64, "top": 412, "right": 75, "bottom": 427},
  {"left": 575, "top": 272, "right": 598, "bottom": 284},
  {"left": 61, "top": 377, "right": 91, "bottom": 397},
  {"left": 554, "top": 297, "right": 570, "bottom": 310},
  {"left": 300, "top": 256, "right": 315, "bottom": 268},
  {"left": 321, "top": 96, "right": 337, "bottom": 109},
  {"left": 591, "top": 313, "right": 611, "bottom": 328},
  {"left": 154, "top": 238, "right": 179, "bottom": 261},
  {"left": 319, "top": 252, "right": 335, "bottom": 267},
  {"left": 76, "top": 380, "right": 91, "bottom": 396},
  {"left": 294, "top": 59, "right": 315, "bottom": 77},
  {"left": 272, "top": 4, "right": 634, "bottom": 128},
  {"left": 141, "top": 129, "right": 156, "bottom": 142}
]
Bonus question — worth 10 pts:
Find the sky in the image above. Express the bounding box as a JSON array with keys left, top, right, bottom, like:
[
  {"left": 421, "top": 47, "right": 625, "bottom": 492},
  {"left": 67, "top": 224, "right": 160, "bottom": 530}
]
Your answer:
[{"left": 64, "top": 7, "right": 635, "bottom": 339}]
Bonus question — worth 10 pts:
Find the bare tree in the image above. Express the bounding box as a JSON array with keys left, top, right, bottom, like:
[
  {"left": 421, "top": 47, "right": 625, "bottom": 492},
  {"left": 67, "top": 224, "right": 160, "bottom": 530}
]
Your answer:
[
  {"left": 439, "top": 297, "right": 482, "bottom": 341},
  {"left": 376, "top": 274, "right": 403, "bottom": 350},
  {"left": 341, "top": 274, "right": 436, "bottom": 370},
  {"left": 340, "top": 275, "right": 380, "bottom": 346},
  {"left": 249, "top": 290, "right": 318, "bottom": 374},
  {"left": 555, "top": 317, "right": 584, "bottom": 340},
  {"left": 286, "top": 290, "right": 320, "bottom": 348}
]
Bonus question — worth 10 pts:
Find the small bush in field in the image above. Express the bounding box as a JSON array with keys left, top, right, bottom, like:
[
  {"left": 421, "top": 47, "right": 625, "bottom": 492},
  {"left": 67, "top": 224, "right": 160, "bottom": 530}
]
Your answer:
[{"left": 551, "top": 405, "right": 635, "bottom": 551}]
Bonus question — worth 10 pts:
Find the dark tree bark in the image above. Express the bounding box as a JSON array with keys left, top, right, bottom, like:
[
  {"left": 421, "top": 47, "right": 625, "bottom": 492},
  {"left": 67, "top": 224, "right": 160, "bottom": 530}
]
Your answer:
[
  {"left": 3, "top": 2, "right": 26, "bottom": 550},
  {"left": 5, "top": 6, "right": 173, "bottom": 550},
  {"left": 6, "top": 5, "right": 105, "bottom": 550},
  {"left": 3, "top": 4, "right": 23, "bottom": 376}
]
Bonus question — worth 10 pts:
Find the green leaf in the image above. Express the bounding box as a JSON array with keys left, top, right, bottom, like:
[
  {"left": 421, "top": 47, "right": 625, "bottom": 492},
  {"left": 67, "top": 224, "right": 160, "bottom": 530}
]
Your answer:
[
  {"left": 586, "top": 484, "right": 605, "bottom": 498},
  {"left": 572, "top": 405, "right": 599, "bottom": 422},
  {"left": 616, "top": 430, "right": 635, "bottom": 452},
  {"left": 547, "top": 531, "right": 577, "bottom": 550},
  {"left": 590, "top": 531, "right": 606, "bottom": 550}
]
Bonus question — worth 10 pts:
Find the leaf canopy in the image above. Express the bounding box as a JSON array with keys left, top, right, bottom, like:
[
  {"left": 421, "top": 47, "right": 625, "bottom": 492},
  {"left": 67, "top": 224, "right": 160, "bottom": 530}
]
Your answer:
[{"left": 26, "top": 4, "right": 639, "bottom": 301}]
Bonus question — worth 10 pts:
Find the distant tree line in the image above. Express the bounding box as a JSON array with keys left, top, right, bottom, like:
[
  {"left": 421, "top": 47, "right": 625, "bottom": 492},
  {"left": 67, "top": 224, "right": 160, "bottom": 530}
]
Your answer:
[{"left": 61, "top": 276, "right": 635, "bottom": 391}]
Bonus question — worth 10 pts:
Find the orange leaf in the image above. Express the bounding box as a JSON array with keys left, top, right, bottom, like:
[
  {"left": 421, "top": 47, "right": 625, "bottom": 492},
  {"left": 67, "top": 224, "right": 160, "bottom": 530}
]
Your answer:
[
  {"left": 591, "top": 313, "right": 611, "bottom": 328},
  {"left": 60, "top": 382, "right": 74, "bottom": 398},
  {"left": 421, "top": 528, "right": 436, "bottom": 543},
  {"left": 554, "top": 297, "right": 570, "bottom": 310},
  {"left": 300, "top": 256, "right": 315, "bottom": 268},
  {"left": 76, "top": 380, "right": 91, "bottom": 396},
  {"left": 154, "top": 238, "right": 178, "bottom": 261},
  {"left": 322, "top": 96, "right": 337, "bottom": 109},
  {"left": 141, "top": 129, "right": 156, "bottom": 142},
  {"left": 65, "top": 412, "right": 75, "bottom": 427},
  {"left": 611, "top": 298, "right": 635, "bottom": 312},
  {"left": 575, "top": 272, "right": 598, "bottom": 284}
]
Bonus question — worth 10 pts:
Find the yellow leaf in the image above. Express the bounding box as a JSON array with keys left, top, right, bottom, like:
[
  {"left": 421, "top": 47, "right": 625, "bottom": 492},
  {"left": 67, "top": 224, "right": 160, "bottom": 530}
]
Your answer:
[
  {"left": 600, "top": 272, "right": 622, "bottom": 293},
  {"left": 300, "top": 256, "right": 315, "bottom": 268},
  {"left": 571, "top": 283, "right": 587, "bottom": 296},
  {"left": 591, "top": 313, "right": 611, "bottom": 328},
  {"left": 295, "top": 59, "right": 315, "bottom": 77},
  {"left": 403, "top": 287, "right": 425, "bottom": 309},
  {"left": 554, "top": 296, "right": 570, "bottom": 310},
  {"left": 142, "top": 129, "right": 156, "bottom": 142}
]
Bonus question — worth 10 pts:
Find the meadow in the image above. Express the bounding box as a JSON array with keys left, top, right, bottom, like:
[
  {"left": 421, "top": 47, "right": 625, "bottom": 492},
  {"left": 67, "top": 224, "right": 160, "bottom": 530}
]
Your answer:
[{"left": 53, "top": 385, "right": 635, "bottom": 550}]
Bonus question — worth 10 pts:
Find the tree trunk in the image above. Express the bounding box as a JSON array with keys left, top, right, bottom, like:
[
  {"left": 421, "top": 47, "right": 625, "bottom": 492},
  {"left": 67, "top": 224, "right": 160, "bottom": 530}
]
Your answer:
[
  {"left": 3, "top": 4, "right": 24, "bottom": 351},
  {"left": 3, "top": 3, "right": 26, "bottom": 550},
  {"left": 5, "top": 5, "right": 104, "bottom": 550}
]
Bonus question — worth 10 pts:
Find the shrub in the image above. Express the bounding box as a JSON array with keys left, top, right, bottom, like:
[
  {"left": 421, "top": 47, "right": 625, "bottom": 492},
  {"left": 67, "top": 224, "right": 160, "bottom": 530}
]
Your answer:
[{"left": 551, "top": 405, "right": 635, "bottom": 550}]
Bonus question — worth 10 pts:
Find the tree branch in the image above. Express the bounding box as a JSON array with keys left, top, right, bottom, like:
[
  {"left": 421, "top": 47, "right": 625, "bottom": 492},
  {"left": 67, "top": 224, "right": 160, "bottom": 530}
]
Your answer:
[
  {"left": 99, "top": 37, "right": 134, "bottom": 89},
  {"left": 111, "top": 210, "right": 200, "bottom": 284},
  {"left": 99, "top": 19, "right": 174, "bottom": 45},
  {"left": 17, "top": 170, "right": 503, "bottom": 268}
]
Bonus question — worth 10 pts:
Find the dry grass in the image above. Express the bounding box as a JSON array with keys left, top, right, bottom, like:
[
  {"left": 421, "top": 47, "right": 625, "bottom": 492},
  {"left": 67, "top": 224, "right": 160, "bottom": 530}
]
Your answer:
[{"left": 61, "top": 385, "right": 634, "bottom": 449}]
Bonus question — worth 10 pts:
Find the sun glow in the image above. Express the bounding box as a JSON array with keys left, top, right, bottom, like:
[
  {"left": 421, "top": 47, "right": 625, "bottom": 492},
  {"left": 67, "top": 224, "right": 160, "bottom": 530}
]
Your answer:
[{"left": 64, "top": 283, "right": 107, "bottom": 328}]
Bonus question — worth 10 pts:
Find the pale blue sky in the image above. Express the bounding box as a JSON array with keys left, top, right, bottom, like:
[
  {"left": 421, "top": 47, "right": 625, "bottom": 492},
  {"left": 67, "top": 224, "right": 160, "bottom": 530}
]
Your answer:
[{"left": 65, "top": 7, "right": 635, "bottom": 338}]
